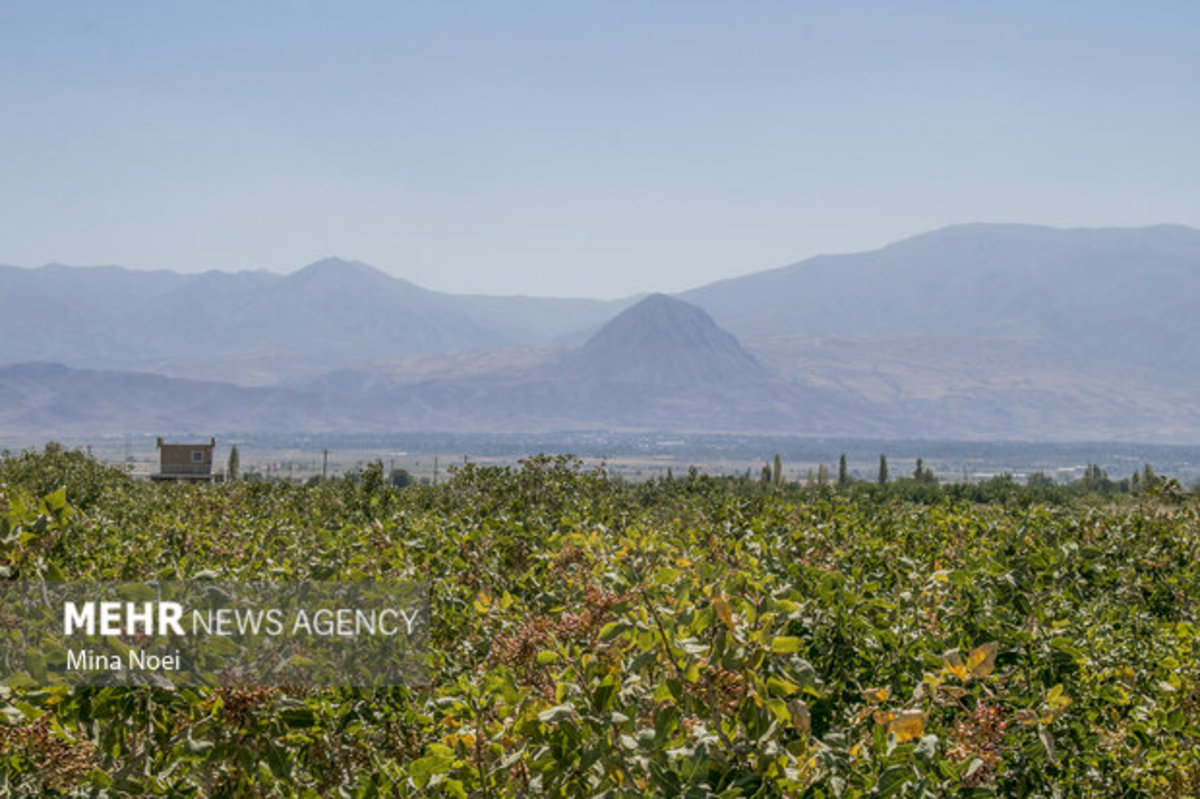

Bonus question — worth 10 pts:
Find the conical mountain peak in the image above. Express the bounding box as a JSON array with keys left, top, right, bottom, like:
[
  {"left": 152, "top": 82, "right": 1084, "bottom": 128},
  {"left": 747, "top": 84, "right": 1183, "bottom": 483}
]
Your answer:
[
  {"left": 558, "top": 294, "right": 769, "bottom": 386},
  {"left": 292, "top": 257, "right": 390, "bottom": 281}
]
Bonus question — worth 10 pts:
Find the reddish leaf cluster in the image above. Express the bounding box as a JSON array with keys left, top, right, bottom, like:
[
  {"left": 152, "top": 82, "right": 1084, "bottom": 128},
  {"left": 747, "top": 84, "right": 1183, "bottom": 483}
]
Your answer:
[
  {"left": 0, "top": 714, "right": 96, "bottom": 792},
  {"left": 948, "top": 703, "right": 1008, "bottom": 786}
]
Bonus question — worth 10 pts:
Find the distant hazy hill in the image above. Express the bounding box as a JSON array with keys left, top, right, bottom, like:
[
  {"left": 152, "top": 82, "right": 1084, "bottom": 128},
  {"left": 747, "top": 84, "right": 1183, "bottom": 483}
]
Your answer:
[
  {"left": 682, "top": 223, "right": 1200, "bottom": 374},
  {"left": 295, "top": 294, "right": 901, "bottom": 435},
  {"left": 0, "top": 258, "right": 631, "bottom": 384},
  {"left": 0, "top": 362, "right": 307, "bottom": 436},
  {"left": 517, "top": 294, "right": 897, "bottom": 433},
  {"left": 0, "top": 297, "right": 906, "bottom": 437},
  {"left": 556, "top": 293, "right": 769, "bottom": 386}
]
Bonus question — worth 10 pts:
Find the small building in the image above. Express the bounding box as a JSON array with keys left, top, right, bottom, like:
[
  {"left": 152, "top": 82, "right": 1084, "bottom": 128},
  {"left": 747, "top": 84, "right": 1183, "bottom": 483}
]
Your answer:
[{"left": 152, "top": 437, "right": 221, "bottom": 482}]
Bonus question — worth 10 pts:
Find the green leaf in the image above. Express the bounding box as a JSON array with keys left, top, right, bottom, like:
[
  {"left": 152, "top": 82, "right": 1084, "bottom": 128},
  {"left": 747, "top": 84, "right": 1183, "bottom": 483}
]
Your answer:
[
  {"left": 874, "top": 765, "right": 911, "bottom": 798},
  {"left": 598, "top": 621, "right": 627, "bottom": 641},
  {"left": 40, "top": 487, "right": 68, "bottom": 515},
  {"left": 409, "top": 751, "right": 454, "bottom": 784},
  {"left": 24, "top": 650, "right": 47, "bottom": 683},
  {"left": 280, "top": 708, "right": 317, "bottom": 728},
  {"left": 1100, "top": 684, "right": 1130, "bottom": 706},
  {"left": 770, "top": 636, "right": 802, "bottom": 654},
  {"left": 651, "top": 566, "right": 682, "bottom": 586},
  {"left": 767, "top": 676, "right": 799, "bottom": 697}
]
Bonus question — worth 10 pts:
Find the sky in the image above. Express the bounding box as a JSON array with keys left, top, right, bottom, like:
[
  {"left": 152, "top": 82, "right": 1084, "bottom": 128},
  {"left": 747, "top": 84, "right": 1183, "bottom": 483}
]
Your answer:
[{"left": 1, "top": 1, "right": 1197, "bottom": 298}]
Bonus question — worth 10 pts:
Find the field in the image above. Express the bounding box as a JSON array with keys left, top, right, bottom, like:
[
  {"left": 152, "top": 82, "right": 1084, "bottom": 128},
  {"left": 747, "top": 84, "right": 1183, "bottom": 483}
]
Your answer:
[{"left": 1, "top": 446, "right": 1198, "bottom": 797}]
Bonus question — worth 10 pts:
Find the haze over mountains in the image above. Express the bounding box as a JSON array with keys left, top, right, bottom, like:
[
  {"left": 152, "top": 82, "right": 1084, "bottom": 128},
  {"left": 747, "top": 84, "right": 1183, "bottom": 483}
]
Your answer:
[
  {"left": 684, "top": 223, "right": 1200, "bottom": 373},
  {"left": 0, "top": 258, "right": 630, "bottom": 384},
  {"left": 2, "top": 223, "right": 1198, "bottom": 442}
]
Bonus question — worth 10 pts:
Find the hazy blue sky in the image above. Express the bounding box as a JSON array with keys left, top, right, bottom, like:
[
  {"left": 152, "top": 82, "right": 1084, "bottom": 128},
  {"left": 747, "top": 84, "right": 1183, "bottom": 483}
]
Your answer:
[{"left": 2, "top": 1, "right": 1197, "bottom": 297}]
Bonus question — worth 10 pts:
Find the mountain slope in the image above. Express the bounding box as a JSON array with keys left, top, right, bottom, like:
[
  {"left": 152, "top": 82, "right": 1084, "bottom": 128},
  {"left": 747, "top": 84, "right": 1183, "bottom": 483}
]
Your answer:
[
  {"left": 0, "top": 362, "right": 309, "bottom": 436},
  {"left": 0, "top": 259, "right": 632, "bottom": 383},
  {"left": 556, "top": 293, "right": 769, "bottom": 386},
  {"left": 681, "top": 223, "right": 1200, "bottom": 374},
  {"left": 334, "top": 296, "right": 908, "bottom": 436}
]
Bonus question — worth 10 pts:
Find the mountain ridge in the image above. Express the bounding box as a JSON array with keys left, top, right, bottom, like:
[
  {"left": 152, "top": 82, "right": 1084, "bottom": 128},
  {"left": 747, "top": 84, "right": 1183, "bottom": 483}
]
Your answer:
[
  {"left": 680, "top": 222, "right": 1200, "bottom": 375},
  {"left": 3, "top": 222, "right": 1199, "bottom": 441}
]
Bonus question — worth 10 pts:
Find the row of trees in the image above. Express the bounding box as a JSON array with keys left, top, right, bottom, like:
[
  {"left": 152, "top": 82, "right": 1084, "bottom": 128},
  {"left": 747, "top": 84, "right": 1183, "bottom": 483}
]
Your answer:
[
  {"left": 223, "top": 444, "right": 1177, "bottom": 498},
  {"left": 760, "top": 453, "right": 937, "bottom": 488},
  {"left": 757, "top": 453, "right": 1179, "bottom": 496}
]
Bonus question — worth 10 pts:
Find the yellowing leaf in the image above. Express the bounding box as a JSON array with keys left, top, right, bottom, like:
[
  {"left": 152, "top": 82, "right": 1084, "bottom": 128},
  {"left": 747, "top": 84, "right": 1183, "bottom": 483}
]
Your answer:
[
  {"left": 1042, "top": 683, "right": 1072, "bottom": 722},
  {"left": 473, "top": 589, "right": 492, "bottom": 614},
  {"left": 943, "top": 641, "right": 997, "bottom": 682},
  {"left": 942, "top": 650, "right": 968, "bottom": 681},
  {"left": 866, "top": 686, "right": 890, "bottom": 703},
  {"left": 966, "top": 641, "right": 998, "bottom": 679},
  {"left": 713, "top": 596, "right": 734, "bottom": 628},
  {"left": 873, "top": 710, "right": 895, "bottom": 725},
  {"left": 766, "top": 698, "right": 791, "bottom": 724},
  {"left": 443, "top": 732, "right": 475, "bottom": 749},
  {"left": 887, "top": 710, "right": 928, "bottom": 743}
]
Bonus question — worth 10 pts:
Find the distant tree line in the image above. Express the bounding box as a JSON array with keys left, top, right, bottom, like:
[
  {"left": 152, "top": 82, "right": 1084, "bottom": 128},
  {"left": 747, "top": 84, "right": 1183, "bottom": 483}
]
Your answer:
[
  {"left": 3, "top": 443, "right": 1194, "bottom": 510},
  {"left": 745, "top": 452, "right": 1190, "bottom": 505}
]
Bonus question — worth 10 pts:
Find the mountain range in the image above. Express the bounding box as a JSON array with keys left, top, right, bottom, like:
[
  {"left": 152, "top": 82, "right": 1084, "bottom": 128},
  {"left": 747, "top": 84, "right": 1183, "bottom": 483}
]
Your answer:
[
  {"left": 0, "top": 258, "right": 630, "bottom": 385},
  {"left": 2, "top": 223, "right": 1198, "bottom": 442}
]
